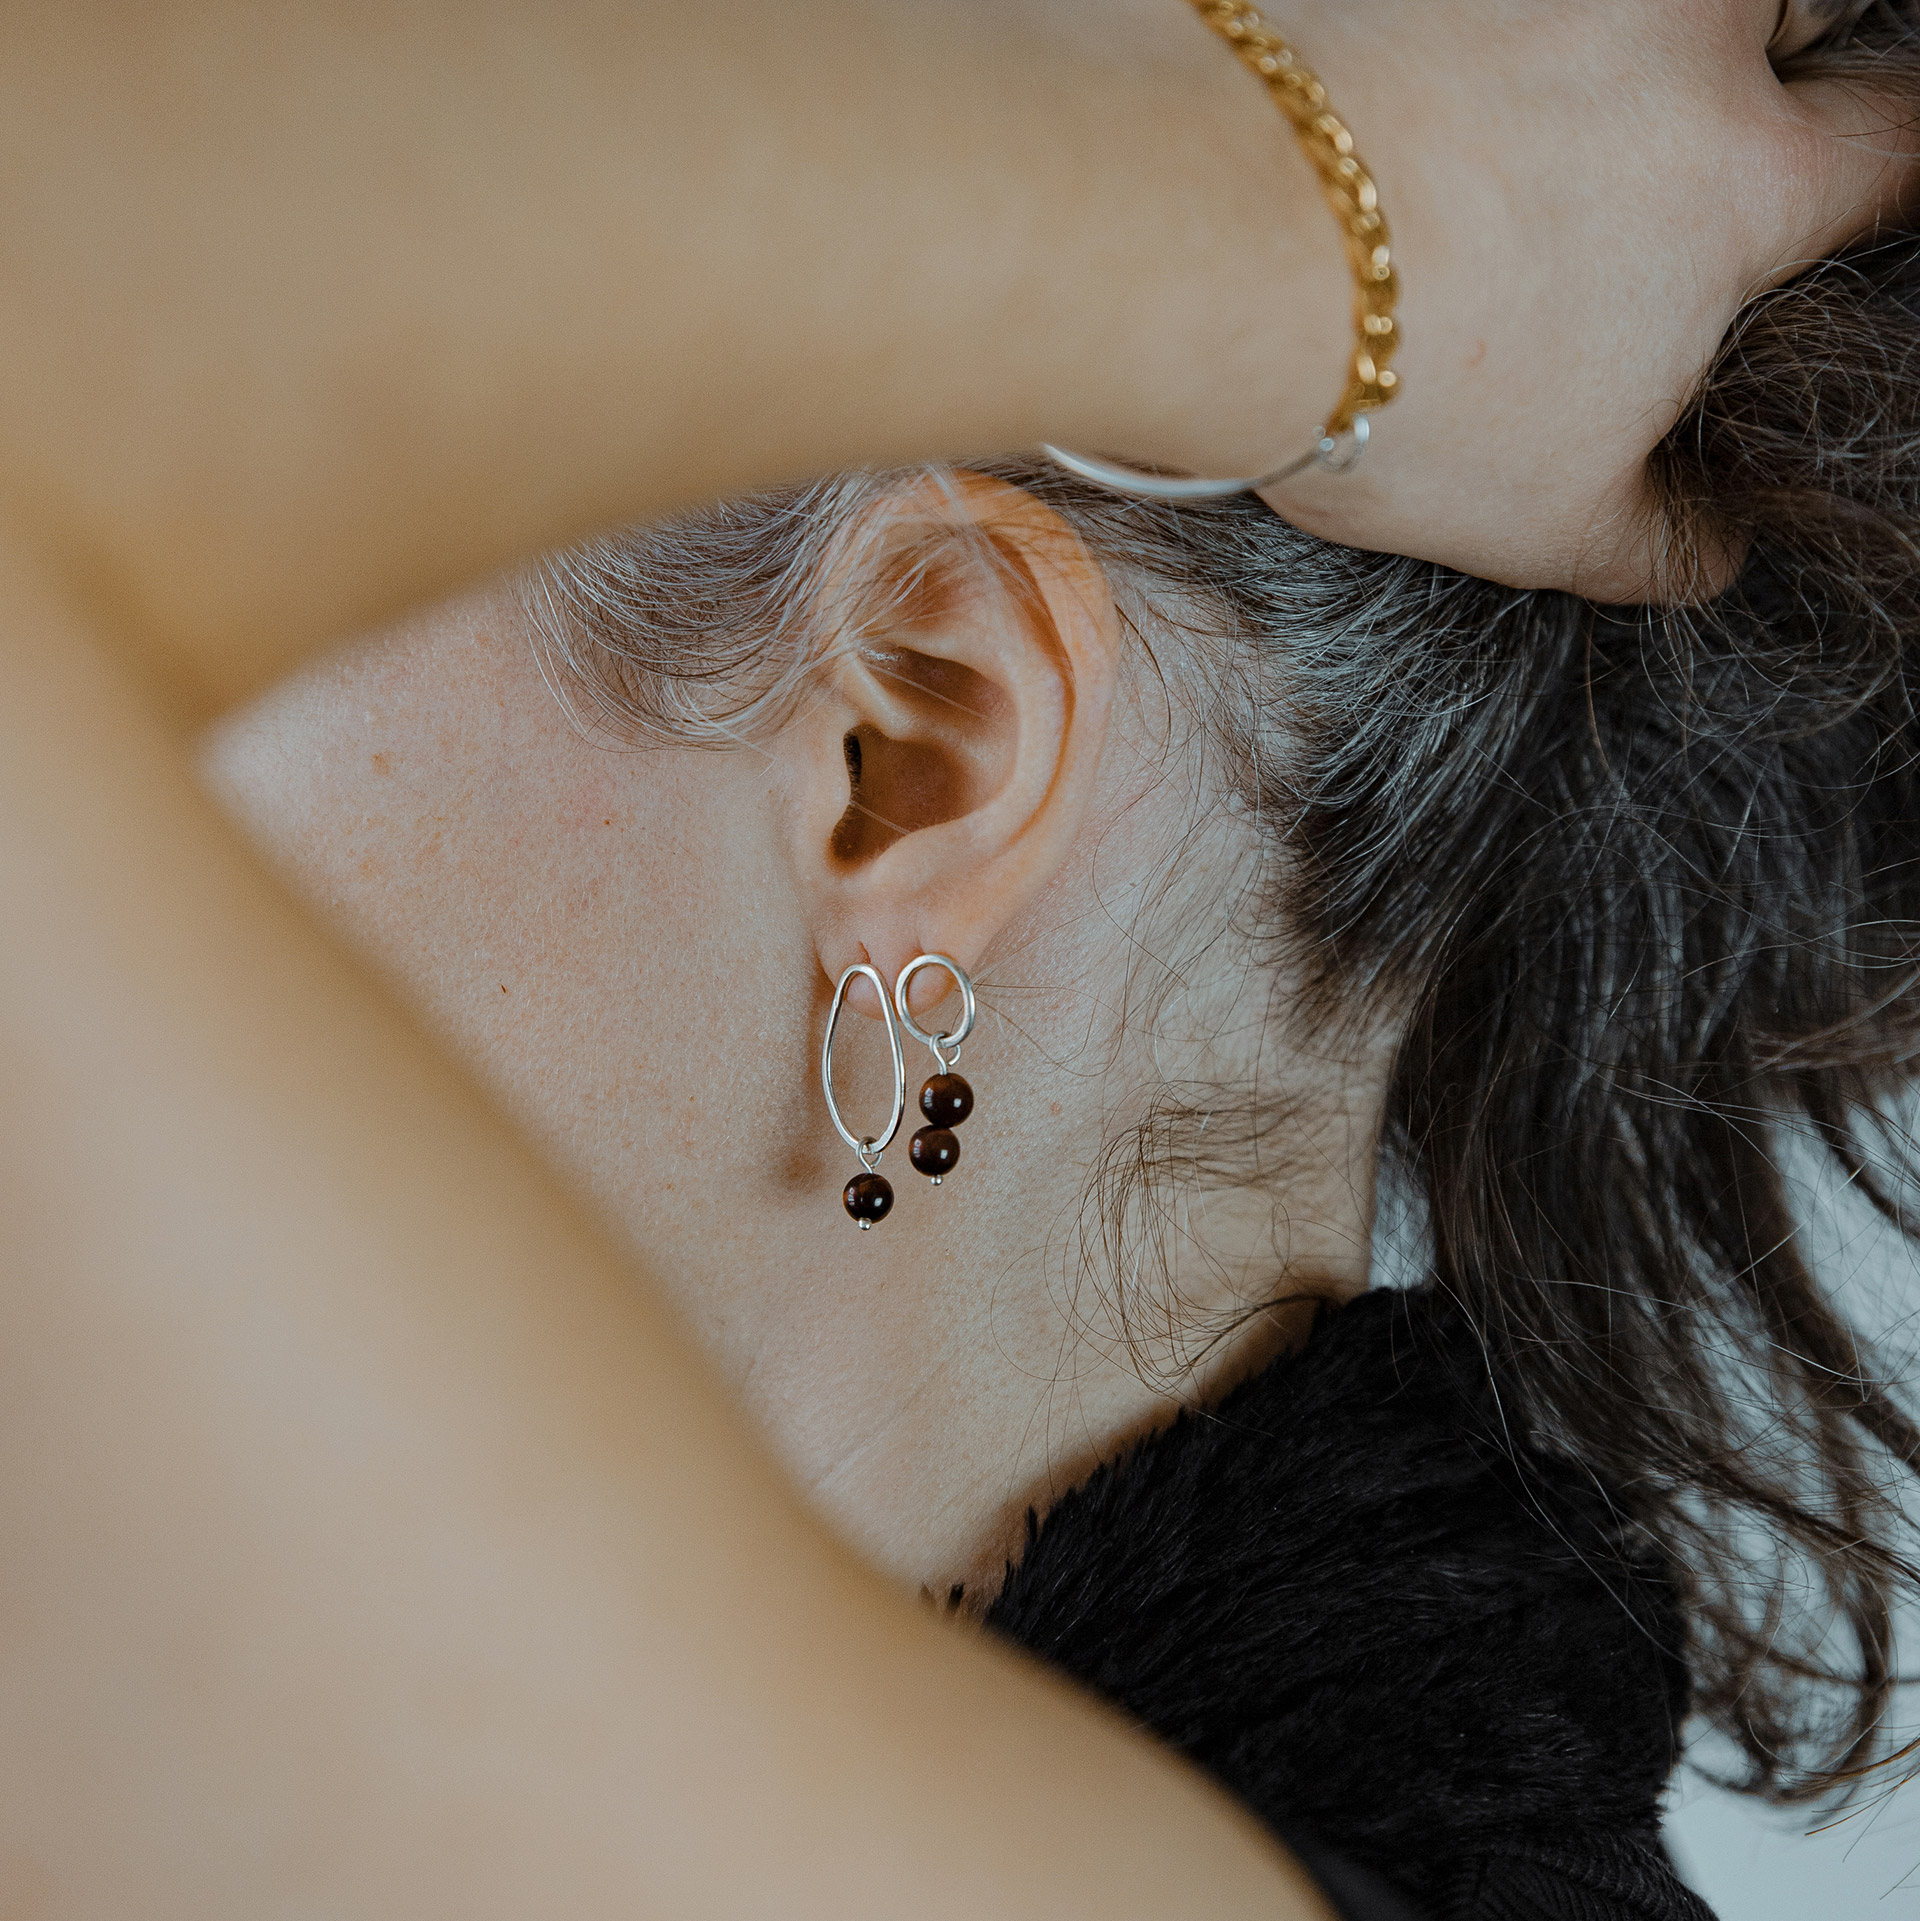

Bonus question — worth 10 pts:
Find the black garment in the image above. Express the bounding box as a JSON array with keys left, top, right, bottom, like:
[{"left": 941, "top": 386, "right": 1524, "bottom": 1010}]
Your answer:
[{"left": 984, "top": 1287, "right": 1715, "bottom": 1921}]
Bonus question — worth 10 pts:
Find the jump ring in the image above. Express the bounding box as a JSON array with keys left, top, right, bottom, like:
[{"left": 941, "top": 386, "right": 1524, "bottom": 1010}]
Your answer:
[{"left": 893, "top": 953, "right": 976, "bottom": 1063}]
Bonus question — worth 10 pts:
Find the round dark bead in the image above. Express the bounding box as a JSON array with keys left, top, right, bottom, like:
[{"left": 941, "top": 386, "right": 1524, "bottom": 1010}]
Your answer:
[
  {"left": 919, "top": 1073, "right": 975, "bottom": 1128},
  {"left": 909, "top": 1127, "right": 961, "bottom": 1181},
  {"left": 843, "top": 1171, "right": 894, "bottom": 1227}
]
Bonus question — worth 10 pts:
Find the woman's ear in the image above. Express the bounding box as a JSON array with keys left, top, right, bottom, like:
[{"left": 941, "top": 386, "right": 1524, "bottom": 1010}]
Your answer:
[{"left": 783, "top": 470, "right": 1120, "bottom": 1017}]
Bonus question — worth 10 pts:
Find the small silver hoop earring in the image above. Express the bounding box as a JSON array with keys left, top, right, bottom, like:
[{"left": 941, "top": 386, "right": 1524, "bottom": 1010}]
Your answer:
[
  {"left": 893, "top": 953, "right": 979, "bottom": 1187},
  {"left": 821, "top": 963, "right": 906, "bottom": 1227}
]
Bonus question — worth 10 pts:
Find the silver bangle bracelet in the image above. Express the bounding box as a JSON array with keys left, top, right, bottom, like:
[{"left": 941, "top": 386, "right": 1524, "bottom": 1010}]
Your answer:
[{"left": 1039, "top": 414, "right": 1369, "bottom": 502}]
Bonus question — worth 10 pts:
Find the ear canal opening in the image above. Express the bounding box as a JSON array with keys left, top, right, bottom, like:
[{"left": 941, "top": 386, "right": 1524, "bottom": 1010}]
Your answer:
[
  {"left": 830, "top": 728, "right": 879, "bottom": 862},
  {"left": 829, "top": 720, "right": 981, "bottom": 867},
  {"left": 830, "top": 723, "right": 901, "bottom": 863}
]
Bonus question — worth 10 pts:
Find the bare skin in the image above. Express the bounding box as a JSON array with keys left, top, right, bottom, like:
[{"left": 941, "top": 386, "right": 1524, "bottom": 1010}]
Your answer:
[
  {"left": 0, "top": 2, "right": 1911, "bottom": 1916},
  {"left": 202, "top": 483, "right": 1386, "bottom": 1598}
]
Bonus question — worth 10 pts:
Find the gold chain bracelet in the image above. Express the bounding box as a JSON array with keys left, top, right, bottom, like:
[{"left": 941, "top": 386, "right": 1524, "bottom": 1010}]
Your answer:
[{"left": 1041, "top": 0, "right": 1400, "bottom": 501}]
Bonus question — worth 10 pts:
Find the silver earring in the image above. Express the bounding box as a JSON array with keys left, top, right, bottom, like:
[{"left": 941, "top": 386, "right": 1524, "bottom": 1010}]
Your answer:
[
  {"left": 893, "top": 953, "right": 977, "bottom": 1187},
  {"left": 821, "top": 963, "right": 906, "bottom": 1227}
]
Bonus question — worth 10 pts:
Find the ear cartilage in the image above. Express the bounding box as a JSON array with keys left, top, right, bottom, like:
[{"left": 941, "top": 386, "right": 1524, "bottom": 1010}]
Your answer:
[
  {"left": 893, "top": 955, "right": 979, "bottom": 1187},
  {"left": 821, "top": 963, "right": 906, "bottom": 1228}
]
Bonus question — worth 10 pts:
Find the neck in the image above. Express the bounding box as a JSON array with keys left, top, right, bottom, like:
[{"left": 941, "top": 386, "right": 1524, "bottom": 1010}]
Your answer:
[{"left": 707, "top": 972, "right": 1389, "bottom": 1599}]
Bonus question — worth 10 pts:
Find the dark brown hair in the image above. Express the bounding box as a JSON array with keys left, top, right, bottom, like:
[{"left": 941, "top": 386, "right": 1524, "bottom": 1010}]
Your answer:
[{"left": 529, "top": 6, "right": 1920, "bottom": 1806}]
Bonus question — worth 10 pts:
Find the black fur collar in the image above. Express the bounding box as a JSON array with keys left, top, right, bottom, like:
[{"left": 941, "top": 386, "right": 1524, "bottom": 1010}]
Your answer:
[{"left": 984, "top": 1287, "right": 1712, "bottom": 1919}]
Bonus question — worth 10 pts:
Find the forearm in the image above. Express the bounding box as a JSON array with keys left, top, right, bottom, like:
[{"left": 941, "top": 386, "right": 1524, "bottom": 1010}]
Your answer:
[
  {"left": 4, "top": 0, "right": 1911, "bottom": 704},
  {"left": 0, "top": 0, "right": 1347, "bottom": 712}
]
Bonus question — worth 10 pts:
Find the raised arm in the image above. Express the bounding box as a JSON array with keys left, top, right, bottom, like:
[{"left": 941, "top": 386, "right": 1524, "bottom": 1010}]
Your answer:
[{"left": 0, "top": 0, "right": 1908, "bottom": 711}]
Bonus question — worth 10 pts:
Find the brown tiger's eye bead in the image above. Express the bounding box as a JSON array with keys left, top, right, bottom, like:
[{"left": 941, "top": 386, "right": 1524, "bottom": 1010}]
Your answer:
[
  {"left": 919, "top": 1073, "right": 974, "bottom": 1128},
  {"left": 909, "top": 1127, "right": 961, "bottom": 1182},
  {"left": 843, "top": 1172, "right": 894, "bottom": 1227}
]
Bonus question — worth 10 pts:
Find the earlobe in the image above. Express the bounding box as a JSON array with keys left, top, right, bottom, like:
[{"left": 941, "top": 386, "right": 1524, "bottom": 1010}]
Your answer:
[{"left": 784, "top": 471, "right": 1120, "bottom": 1010}]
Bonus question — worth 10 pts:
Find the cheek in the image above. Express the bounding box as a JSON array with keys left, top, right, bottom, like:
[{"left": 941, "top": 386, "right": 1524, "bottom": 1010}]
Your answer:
[{"left": 201, "top": 594, "right": 823, "bottom": 1308}]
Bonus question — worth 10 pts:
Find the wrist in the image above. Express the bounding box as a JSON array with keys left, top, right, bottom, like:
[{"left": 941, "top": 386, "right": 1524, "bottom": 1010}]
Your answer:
[{"left": 991, "top": 0, "right": 1353, "bottom": 479}]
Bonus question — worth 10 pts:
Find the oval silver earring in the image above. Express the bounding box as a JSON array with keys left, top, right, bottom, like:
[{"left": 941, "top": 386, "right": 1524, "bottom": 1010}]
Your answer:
[
  {"left": 821, "top": 963, "right": 907, "bottom": 1227},
  {"left": 893, "top": 953, "right": 978, "bottom": 1186}
]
